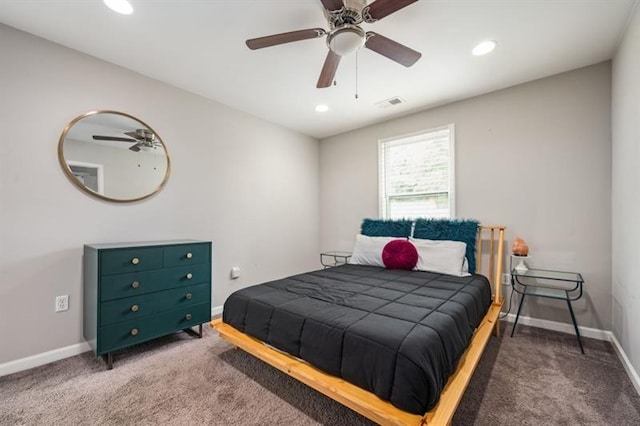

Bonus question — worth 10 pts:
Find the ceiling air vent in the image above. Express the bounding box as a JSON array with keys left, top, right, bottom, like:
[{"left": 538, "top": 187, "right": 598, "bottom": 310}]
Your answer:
[{"left": 376, "top": 96, "right": 406, "bottom": 109}]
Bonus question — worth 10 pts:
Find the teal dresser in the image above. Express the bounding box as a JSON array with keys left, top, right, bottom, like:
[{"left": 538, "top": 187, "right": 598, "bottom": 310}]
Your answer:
[{"left": 84, "top": 240, "right": 211, "bottom": 369}]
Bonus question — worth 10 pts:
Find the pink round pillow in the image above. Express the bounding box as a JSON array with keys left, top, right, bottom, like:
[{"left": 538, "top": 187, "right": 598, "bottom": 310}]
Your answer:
[{"left": 382, "top": 239, "right": 418, "bottom": 270}]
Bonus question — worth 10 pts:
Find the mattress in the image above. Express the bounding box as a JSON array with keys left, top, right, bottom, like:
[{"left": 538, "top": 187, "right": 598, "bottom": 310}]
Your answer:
[{"left": 222, "top": 264, "right": 492, "bottom": 414}]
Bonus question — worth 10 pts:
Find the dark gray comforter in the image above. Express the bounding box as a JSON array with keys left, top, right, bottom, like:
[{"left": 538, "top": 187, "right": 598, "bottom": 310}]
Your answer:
[{"left": 223, "top": 264, "right": 492, "bottom": 414}]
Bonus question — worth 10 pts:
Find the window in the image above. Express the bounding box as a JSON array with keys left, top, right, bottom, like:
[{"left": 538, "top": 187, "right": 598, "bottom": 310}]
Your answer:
[{"left": 378, "top": 124, "right": 455, "bottom": 220}]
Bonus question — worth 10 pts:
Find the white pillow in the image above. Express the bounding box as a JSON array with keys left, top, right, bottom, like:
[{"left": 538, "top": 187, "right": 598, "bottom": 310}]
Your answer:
[
  {"left": 409, "top": 238, "right": 470, "bottom": 277},
  {"left": 349, "top": 234, "right": 397, "bottom": 267}
]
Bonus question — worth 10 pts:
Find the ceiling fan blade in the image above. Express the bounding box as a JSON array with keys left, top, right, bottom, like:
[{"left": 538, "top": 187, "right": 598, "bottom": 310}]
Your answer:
[
  {"left": 93, "top": 135, "right": 137, "bottom": 142},
  {"left": 320, "top": 0, "right": 344, "bottom": 11},
  {"left": 365, "top": 32, "right": 421, "bottom": 67},
  {"left": 317, "top": 50, "right": 341, "bottom": 88},
  {"left": 129, "top": 143, "right": 142, "bottom": 152},
  {"left": 246, "top": 28, "right": 326, "bottom": 50},
  {"left": 363, "top": 0, "right": 419, "bottom": 22}
]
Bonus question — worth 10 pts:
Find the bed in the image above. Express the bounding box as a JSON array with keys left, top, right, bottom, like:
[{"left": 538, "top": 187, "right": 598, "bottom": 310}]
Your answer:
[{"left": 212, "top": 222, "right": 505, "bottom": 425}]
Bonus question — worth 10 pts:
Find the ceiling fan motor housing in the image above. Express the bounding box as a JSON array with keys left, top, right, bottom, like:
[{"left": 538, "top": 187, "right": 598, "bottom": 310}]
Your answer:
[
  {"left": 136, "top": 128, "right": 156, "bottom": 143},
  {"left": 326, "top": 0, "right": 367, "bottom": 28}
]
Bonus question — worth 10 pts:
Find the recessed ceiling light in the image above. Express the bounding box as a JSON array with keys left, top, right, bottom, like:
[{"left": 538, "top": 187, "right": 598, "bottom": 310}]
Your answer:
[
  {"left": 315, "top": 104, "right": 329, "bottom": 113},
  {"left": 472, "top": 40, "right": 497, "bottom": 56},
  {"left": 104, "top": 0, "right": 134, "bottom": 15}
]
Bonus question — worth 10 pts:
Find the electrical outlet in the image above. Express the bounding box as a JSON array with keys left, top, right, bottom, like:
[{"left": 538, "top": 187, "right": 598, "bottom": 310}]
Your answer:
[
  {"left": 502, "top": 273, "right": 511, "bottom": 285},
  {"left": 55, "top": 295, "right": 69, "bottom": 312}
]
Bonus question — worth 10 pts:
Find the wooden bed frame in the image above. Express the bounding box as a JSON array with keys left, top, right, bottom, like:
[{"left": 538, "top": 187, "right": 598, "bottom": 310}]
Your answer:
[{"left": 211, "top": 225, "right": 505, "bottom": 426}]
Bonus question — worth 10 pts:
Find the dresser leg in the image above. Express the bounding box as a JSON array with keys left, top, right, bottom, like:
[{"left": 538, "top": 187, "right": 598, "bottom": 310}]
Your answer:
[
  {"left": 102, "top": 352, "right": 113, "bottom": 370},
  {"left": 183, "top": 324, "right": 203, "bottom": 338}
]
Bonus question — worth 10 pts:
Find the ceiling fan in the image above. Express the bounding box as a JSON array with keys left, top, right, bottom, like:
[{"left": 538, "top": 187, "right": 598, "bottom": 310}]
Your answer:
[
  {"left": 246, "top": 0, "right": 422, "bottom": 88},
  {"left": 92, "top": 129, "right": 159, "bottom": 152}
]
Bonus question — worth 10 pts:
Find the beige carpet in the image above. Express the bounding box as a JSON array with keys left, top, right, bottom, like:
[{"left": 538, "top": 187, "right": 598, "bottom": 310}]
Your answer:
[{"left": 1, "top": 322, "right": 639, "bottom": 425}]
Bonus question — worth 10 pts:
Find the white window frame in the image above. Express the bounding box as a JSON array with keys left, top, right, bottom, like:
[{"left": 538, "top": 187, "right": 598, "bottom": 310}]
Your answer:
[{"left": 378, "top": 124, "right": 456, "bottom": 219}]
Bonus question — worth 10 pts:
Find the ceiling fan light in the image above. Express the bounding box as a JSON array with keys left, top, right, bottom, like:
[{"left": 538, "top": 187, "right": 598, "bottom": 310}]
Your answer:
[
  {"left": 327, "top": 25, "right": 365, "bottom": 56},
  {"left": 104, "top": 0, "right": 134, "bottom": 15},
  {"left": 315, "top": 104, "right": 329, "bottom": 112},
  {"left": 472, "top": 40, "right": 497, "bottom": 56}
]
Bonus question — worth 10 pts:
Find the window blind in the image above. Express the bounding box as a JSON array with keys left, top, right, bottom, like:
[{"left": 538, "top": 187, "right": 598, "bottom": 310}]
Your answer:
[{"left": 379, "top": 125, "right": 455, "bottom": 220}]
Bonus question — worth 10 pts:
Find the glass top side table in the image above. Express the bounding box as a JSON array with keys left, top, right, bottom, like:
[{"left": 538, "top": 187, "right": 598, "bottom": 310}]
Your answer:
[
  {"left": 510, "top": 267, "right": 585, "bottom": 353},
  {"left": 320, "top": 251, "right": 352, "bottom": 268}
]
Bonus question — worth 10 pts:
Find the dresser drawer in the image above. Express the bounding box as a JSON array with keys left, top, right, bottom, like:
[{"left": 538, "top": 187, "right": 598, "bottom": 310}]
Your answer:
[
  {"left": 100, "top": 292, "right": 154, "bottom": 326},
  {"left": 157, "top": 302, "right": 211, "bottom": 332},
  {"left": 99, "top": 317, "right": 156, "bottom": 354},
  {"left": 100, "top": 283, "right": 210, "bottom": 326},
  {"left": 99, "top": 302, "right": 210, "bottom": 354},
  {"left": 100, "top": 269, "right": 165, "bottom": 301},
  {"left": 154, "top": 282, "right": 210, "bottom": 313},
  {"left": 100, "top": 247, "right": 163, "bottom": 275},
  {"left": 100, "top": 264, "right": 210, "bottom": 301},
  {"left": 162, "top": 263, "right": 211, "bottom": 288},
  {"left": 163, "top": 243, "right": 210, "bottom": 268}
]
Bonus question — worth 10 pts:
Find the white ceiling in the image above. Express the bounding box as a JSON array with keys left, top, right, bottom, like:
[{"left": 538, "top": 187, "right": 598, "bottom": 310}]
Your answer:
[{"left": 0, "top": 0, "right": 636, "bottom": 139}]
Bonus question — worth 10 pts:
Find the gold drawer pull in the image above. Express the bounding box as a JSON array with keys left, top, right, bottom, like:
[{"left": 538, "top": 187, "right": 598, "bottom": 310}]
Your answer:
[
  {"left": 131, "top": 257, "right": 140, "bottom": 265},
  {"left": 131, "top": 281, "right": 140, "bottom": 289},
  {"left": 131, "top": 304, "right": 139, "bottom": 312},
  {"left": 186, "top": 293, "right": 192, "bottom": 300},
  {"left": 186, "top": 273, "right": 193, "bottom": 280},
  {"left": 186, "top": 252, "right": 193, "bottom": 259},
  {"left": 185, "top": 314, "right": 192, "bottom": 321},
  {"left": 130, "top": 328, "right": 138, "bottom": 336}
]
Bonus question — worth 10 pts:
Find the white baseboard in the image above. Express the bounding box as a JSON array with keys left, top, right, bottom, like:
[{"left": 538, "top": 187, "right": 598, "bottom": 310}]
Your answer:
[
  {"left": 502, "top": 313, "right": 640, "bottom": 395},
  {"left": 502, "top": 313, "right": 610, "bottom": 341},
  {"left": 1, "top": 306, "right": 225, "bottom": 378},
  {"left": 0, "top": 342, "right": 91, "bottom": 378}
]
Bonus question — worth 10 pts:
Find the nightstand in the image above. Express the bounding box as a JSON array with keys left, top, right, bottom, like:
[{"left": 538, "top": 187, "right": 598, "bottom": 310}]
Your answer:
[
  {"left": 510, "top": 268, "right": 584, "bottom": 353},
  {"left": 320, "top": 251, "right": 352, "bottom": 268}
]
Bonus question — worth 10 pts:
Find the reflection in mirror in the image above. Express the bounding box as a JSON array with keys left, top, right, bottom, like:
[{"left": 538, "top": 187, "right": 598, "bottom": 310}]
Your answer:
[{"left": 58, "top": 111, "right": 170, "bottom": 202}]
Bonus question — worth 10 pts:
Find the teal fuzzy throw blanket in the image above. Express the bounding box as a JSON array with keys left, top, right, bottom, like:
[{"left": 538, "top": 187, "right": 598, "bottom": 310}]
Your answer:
[{"left": 361, "top": 219, "right": 413, "bottom": 238}]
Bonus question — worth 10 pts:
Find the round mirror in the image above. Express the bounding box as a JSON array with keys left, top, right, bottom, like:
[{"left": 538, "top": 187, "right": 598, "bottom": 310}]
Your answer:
[{"left": 58, "top": 111, "right": 170, "bottom": 202}]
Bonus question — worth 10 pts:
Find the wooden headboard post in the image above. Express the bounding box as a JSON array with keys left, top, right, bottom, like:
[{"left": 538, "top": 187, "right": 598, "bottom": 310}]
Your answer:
[
  {"left": 477, "top": 225, "right": 506, "bottom": 304},
  {"left": 477, "top": 225, "right": 505, "bottom": 338}
]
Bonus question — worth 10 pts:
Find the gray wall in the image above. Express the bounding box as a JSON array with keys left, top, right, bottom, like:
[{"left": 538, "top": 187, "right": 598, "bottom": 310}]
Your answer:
[
  {"left": 320, "top": 62, "right": 612, "bottom": 331},
  {"left": 612, "top": 6, "right": 640, "bottom": 377},
  {"left": 0, "top": 24, "right": 320, "bottom": 364}
]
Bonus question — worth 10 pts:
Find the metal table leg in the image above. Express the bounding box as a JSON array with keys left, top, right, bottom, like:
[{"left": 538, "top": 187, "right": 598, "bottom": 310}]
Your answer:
[
  {"left": 510, "top": 293, "right": 526, "bottom": 337},
  {"left": 566, "top": 299, "right": 585, "bottom": 354}
]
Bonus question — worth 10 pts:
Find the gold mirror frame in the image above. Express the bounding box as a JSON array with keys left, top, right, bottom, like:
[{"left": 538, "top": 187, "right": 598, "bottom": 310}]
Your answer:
[{"left": 58, "top": 110, "right": 171, "bottom": 203}]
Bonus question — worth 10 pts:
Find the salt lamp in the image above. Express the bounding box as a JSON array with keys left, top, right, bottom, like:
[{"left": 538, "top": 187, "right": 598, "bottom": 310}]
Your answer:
[{"left": 512, "top": 237, "right": 529, "bottom": 256}]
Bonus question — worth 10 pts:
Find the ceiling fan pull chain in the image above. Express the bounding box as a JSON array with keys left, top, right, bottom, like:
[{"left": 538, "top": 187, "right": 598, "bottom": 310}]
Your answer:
[{"left": 355, "top": 51, "right": 359, "bottom": 100}]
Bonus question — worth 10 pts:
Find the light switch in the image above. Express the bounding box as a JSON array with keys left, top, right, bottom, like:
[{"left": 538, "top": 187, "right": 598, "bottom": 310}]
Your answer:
[{"left": 230, "top": 266, "right": 240, "bottom": 279}]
